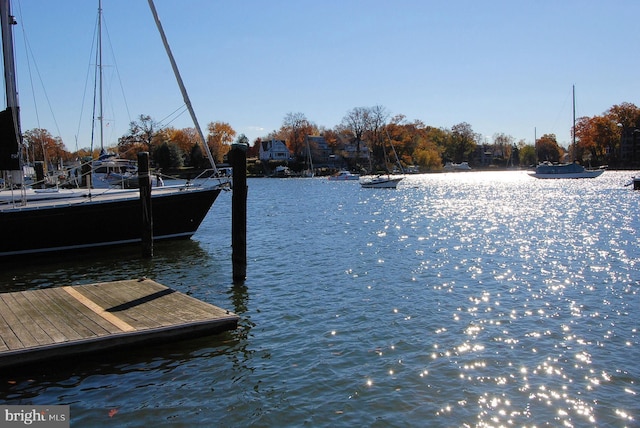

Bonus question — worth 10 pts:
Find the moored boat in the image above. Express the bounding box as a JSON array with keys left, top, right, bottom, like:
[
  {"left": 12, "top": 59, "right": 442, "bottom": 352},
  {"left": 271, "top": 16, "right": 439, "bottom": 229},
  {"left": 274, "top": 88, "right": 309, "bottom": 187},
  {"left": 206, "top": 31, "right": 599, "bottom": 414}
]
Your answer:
[
  {"left": 0, "top": 0, "right": 228, "bottom": 258},
  {"left": 328, "top": 170, "right": 360, "bottom": 181},
  {"left": 529, "top": 162, "right": 604, "bottom": 179},
  {"left": 359, "top": 175, "right": 403, "bottom": 188},
  {"left": 444, "top": 161, "right": 472, "bottom": 171},
  {"left": 531, "top": 86, "right": 604, "bottom": 180}
]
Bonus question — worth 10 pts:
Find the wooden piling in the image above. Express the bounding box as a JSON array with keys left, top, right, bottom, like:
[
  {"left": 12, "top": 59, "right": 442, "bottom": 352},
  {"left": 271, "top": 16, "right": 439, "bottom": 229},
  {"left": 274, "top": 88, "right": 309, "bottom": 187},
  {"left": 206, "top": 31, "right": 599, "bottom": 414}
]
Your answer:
[
  {"left": 229, "top": 141, "right": 248, "bottom": 281},
  {"left": 138, "top": 152, "right": 153, "bottom": 258},
  {"left": 34, "top": 161, "right": 45, "bottom": 189},
  {"left": 81, "top": 162, "right": 92, "bottom": 188}
]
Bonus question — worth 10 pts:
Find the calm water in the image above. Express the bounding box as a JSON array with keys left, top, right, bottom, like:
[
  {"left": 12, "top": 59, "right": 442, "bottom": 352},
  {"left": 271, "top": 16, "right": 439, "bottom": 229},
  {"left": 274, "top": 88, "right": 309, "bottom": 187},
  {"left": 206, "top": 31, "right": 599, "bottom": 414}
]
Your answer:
[{"left": 0, "top": 170, "right": 638, "bottom": 427}]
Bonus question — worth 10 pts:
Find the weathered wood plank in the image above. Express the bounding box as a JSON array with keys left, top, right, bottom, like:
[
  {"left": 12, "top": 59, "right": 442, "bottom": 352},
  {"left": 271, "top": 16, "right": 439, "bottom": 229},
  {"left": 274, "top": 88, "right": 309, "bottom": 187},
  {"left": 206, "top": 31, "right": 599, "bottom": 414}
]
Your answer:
[
  {"left": 0, "top": 279, "right": 238, "bottom": 368},
  {"left": 23, "top": 288, "right": 87, "bottom": 343},
  {"left": 0, "top": 304, "right": 19, "bottom": 351},
  {"left": 13, "top": 290, "right": 65, "bottom": 345},
  {"left": 0, "top": 293, "right": 40, "bottom": 349},
  {"left": 47, "top": 287, "right": 119, "bottom": 336},
  {"left": 113, "top": 280, "right": 232, "bottom": 324},
  {"left": 73, "top": 281, "right": 161, "bottom": 329}
]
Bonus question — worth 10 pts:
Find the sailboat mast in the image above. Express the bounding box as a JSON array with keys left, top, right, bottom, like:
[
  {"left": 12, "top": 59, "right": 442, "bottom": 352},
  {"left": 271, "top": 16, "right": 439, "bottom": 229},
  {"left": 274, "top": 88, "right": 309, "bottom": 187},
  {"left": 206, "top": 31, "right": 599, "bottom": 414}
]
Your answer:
[
  {"left": 98, "top": 0, "right": 104, "bottom": 152},
  {"left": 147, "top": 0, "right": 217, "bottom": 173},
  {"left": 572, "top": 84, "right": 576, "bottom": 162}
]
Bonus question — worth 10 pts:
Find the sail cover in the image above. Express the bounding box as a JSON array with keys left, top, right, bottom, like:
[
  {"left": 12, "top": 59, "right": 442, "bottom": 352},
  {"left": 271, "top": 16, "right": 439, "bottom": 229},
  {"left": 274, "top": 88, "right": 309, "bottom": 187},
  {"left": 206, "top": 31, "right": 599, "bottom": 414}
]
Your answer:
[{"left": 0, "top": 106, "right": 20, "bottom": 170}]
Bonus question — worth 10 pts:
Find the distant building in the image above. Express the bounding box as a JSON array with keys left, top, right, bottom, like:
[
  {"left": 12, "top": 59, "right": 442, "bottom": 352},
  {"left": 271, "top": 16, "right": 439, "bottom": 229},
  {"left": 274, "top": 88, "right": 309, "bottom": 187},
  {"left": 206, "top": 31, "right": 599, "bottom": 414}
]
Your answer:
[
  {"left": 259, "top": 139, "right": 290, "bottom": 161},
  {"left": 335, "top": 134, "right": 370, "bottom": 161},
  {"left": 620, "top": 127, "right": 639, "bottom": 167},
  {"left": 302, "top": 135, "right": 332, "bottom": 166}
]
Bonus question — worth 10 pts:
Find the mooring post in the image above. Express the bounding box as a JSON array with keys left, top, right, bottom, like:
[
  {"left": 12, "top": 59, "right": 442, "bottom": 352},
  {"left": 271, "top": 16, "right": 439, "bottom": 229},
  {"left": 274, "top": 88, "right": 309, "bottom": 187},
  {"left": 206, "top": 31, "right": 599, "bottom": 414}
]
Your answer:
[
  {"left": 229, "top": 138, "right": 248, "bottom": 281},
  {"left": 34, "top": 161, "right": 45, "bottom": 189},
  {"left": 81, "top": 161, "right": 92, "bottom": 188},
  {"left": 138, "top": 152, "right": 153, "bottom": 258}
]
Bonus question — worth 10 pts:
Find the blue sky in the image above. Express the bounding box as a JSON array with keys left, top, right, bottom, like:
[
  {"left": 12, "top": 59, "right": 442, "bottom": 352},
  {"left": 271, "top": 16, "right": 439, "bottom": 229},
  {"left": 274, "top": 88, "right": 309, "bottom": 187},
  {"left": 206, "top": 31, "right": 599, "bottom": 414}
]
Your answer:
[{"left": 7, "top": 0, "right": 640, "bottom": 152}]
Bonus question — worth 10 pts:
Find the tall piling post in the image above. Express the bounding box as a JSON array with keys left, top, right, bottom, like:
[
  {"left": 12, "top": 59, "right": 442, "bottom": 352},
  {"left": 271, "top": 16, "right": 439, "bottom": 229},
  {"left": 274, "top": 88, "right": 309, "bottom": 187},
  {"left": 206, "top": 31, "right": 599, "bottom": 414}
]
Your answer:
[
  {"left": 34, "top": 161, "right": 45, "bottom": 189},
  {"left": 138, "top": 152, "right": 153, "bottom": 258},
  {"left": 229, "top": 137, "right": 248, "bottom": 281}
]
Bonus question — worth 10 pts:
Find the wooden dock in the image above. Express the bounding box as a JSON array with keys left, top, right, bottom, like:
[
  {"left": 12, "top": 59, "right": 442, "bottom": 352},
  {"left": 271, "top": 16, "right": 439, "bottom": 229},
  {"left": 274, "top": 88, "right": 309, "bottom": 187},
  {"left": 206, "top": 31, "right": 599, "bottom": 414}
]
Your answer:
[{"left": 0, "top": 278, "right": 239, "bottom": 368}]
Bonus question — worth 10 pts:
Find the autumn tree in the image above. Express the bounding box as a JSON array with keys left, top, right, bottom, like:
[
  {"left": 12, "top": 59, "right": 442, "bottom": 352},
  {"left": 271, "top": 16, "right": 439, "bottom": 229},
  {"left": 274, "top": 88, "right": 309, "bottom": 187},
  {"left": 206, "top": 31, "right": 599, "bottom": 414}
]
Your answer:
[
  {"left": 118, "top": 114, "right": 160, "bottom": 159},
  {"left": 535, "top": 133, "right": 563, "bottom": 163},
  {"left": 281, "top": 112, "right": 316, "bottom": 157},
  {"left": 340, "top": 107, "right": 371, "bottom": 168},
  {"left": 366, "top": 105, "right": 390, "bottom": 169},
  {"left": 604, "top": 103, "right": 640, "bottom": 166},
  {"left": 443, "top": 122, "right": 477, "bottom": 163},
  {"left": 574, "top": 116, "right": 616, "bottom": 165},
  {"left": 207, "top": 121, "right": 236, "bottom": 163},
  {"left": 22, "top": 128, "right": 68, "bottom": 170},
  {"left": 492, "top": 133, "right": 515, "bottom": 164}
]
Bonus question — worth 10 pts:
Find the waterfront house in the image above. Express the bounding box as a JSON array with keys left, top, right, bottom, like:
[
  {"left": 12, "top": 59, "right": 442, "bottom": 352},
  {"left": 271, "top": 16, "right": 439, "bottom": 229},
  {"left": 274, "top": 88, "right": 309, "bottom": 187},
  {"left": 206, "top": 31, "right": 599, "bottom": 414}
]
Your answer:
[
  {"left": 336, "top": 134, "right": 370, "bottom": 161},
  {"left": 259, "top": 139, "right": 290, "bottom": 161}
]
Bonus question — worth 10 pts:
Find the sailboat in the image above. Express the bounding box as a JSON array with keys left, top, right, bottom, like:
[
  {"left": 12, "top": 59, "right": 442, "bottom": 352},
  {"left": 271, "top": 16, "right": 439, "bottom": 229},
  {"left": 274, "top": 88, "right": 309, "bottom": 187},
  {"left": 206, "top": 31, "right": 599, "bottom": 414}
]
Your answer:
[
  {"left": 530, "top": 86, "right": 604, "bottom": 179},
  {"left": 301, "top": 138, "right": 314, "bottom": 178},
  {"left": 359, "top": 129, "right": 404, "bottom": 188},
  {"left": 0, "top": 0, "right": 228, "bottom": 258}
]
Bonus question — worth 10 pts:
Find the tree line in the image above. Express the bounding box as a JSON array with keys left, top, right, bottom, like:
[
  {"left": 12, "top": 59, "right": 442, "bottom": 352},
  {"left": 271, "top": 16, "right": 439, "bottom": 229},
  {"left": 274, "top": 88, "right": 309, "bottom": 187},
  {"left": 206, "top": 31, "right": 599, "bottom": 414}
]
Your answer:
[{"left": 21, "top": 102, "right": 640, "bottom": 173}]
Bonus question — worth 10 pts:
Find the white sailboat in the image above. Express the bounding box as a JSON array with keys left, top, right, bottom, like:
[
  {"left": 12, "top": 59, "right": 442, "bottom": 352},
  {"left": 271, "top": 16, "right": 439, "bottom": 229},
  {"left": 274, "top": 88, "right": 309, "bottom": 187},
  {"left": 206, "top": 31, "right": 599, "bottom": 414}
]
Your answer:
[{"left": 360, "top": 128, "right": 404, "bottom": 188}]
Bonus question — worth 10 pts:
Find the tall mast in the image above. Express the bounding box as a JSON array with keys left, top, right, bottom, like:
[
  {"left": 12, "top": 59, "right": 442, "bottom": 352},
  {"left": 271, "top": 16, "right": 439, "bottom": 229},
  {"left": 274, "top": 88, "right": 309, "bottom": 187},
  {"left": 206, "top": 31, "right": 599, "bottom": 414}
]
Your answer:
[
  {"left": 572, "top": 84, "right": 576, "bottom": 161},
  {"left": 98, "top": 0, "right": 104, "bottom": 151},
  {"left": 147, "top": 0, "right": 217, "bottom": 173}
]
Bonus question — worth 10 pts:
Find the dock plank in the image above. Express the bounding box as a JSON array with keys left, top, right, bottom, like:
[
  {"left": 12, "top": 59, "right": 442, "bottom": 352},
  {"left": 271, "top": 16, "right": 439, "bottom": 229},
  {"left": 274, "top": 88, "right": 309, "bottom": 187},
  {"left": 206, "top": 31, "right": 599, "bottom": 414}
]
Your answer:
[
  {"left": 114, "top": 280, "right": 231, "bottom": 323},
  {"left": 0, "top": 293, "right": 40, "bottom": 349},
  {"left": 72, "top": 281, "right": 161, "bottom": 330},
  {"left": 0, "top": 302, "right": 21, "bottom": 350},
  {"left": 23, "top": 288, "right": 91, "bottom": 343},
  {"left": 0, "top": 279, "right": 238, "bottom": 368},
  {"left": 47, "top": 287, "right": 119, "bottom": 336},
  {"left": 12, "top": 291, "right": 64, "bottom": 345}
]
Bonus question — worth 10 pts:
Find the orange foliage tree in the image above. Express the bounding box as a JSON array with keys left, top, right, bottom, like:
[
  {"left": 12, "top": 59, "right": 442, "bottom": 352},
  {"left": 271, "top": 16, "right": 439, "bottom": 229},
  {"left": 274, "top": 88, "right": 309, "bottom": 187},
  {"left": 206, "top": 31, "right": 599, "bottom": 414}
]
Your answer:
[{"left": 207, "top": 121, "right": 236, "bottom": 163}]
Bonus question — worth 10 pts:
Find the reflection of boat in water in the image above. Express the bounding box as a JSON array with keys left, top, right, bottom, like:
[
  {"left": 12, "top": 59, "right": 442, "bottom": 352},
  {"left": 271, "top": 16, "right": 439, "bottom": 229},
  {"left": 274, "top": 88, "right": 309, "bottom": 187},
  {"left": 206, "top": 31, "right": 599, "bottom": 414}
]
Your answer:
[
  {"left": 444, "top": 162, "right": 471, "bottom": 171},
  {"left": 0, "top": 0, "right": 228, "bottom": 258},
  {"left": 529, "top": 162, "right": 604, "bottom": 179},
  {"left": 359, "top": 175, "right": 403, "bottom": 188},
  {"left": 328, "top": 170, "right": 360, "bottom": 181}
]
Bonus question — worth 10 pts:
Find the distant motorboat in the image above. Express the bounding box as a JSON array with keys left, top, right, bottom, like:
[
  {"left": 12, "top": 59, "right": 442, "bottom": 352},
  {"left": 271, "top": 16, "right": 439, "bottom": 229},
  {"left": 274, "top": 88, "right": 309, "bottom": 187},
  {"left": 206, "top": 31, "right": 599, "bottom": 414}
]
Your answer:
[
  {"left": 444, "top": 162, "right": 471, "bottom": 171},
  {"left": 328, "top": 170, "right": 360, "bottom": 181},
  {"left": 272, "top": 165, "right": 292, "bottom": 177},
  {"left": 529, "top": 162, "right": 604, "bottom": 179},
  {"left": 359, "top": 175, "right": 403, "bottom": 189}
]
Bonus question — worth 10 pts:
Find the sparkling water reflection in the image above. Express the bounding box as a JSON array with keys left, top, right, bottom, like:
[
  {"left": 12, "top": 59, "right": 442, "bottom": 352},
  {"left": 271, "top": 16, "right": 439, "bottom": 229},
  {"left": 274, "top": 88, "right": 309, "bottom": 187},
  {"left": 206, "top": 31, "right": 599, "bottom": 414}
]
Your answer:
[{"left": 0, "top": 170, "right": 638, "bottom": 427}]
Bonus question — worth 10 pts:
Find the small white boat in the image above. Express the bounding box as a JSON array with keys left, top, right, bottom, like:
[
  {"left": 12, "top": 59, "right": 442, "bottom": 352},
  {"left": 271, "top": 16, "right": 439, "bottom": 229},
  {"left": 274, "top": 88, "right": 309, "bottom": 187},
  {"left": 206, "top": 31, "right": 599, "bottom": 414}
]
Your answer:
[
  {"left": 328, "top": 170, "right": 360, "bottom": 181},
  {"left": 444, "top": 161, "right": 471, "bottom": 171},
  {"left": 359, "top": 175, "right": 403, "bottom": 188},
  {"left": 529, "top": 162, "right": 604, "bottom": 179}
]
